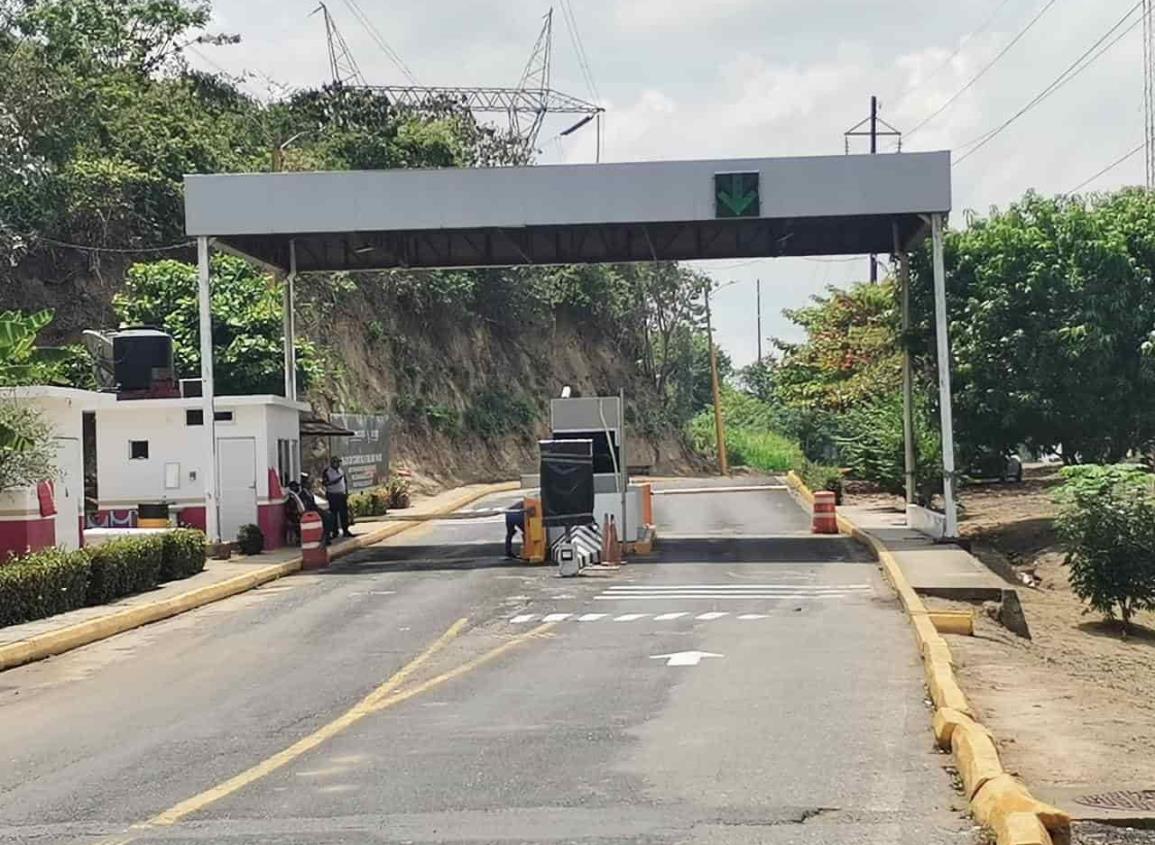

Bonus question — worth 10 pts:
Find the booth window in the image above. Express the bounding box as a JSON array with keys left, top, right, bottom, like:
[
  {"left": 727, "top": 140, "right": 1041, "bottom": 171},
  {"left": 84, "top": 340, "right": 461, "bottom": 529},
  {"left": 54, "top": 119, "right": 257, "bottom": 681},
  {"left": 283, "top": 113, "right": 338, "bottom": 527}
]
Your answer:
[
  {"left": 129, "top": 440, "right": 149, "bottom": 460},
  {"left": 186, "top": 409, "right": 234, "bottom": 426}
]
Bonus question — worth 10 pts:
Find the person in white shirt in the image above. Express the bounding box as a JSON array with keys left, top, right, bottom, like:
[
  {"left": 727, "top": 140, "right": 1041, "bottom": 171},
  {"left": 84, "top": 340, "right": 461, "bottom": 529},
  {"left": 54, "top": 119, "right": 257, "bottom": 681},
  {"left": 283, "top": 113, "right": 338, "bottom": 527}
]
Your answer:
[{"left": 321, "top": 456, "right": 353, "bottom": 539}]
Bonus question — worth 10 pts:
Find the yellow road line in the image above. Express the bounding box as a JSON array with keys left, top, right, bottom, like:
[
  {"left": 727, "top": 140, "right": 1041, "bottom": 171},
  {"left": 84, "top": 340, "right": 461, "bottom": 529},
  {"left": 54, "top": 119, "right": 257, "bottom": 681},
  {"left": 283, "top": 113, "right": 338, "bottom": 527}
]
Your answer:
[
  {"left": 143, "top": 616, "right": 469, "bottom": 829},
  {"left": 92, "top": 618, "right": 553, "bottom": 843}
]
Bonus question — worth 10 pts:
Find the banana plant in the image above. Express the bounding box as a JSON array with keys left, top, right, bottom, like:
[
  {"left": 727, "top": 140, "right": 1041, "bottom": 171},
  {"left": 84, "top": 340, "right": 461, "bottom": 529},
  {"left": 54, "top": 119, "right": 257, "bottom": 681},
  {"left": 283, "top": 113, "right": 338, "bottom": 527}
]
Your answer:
[{"left": 0, "top": 309, "right": 72, "bottom": 386}]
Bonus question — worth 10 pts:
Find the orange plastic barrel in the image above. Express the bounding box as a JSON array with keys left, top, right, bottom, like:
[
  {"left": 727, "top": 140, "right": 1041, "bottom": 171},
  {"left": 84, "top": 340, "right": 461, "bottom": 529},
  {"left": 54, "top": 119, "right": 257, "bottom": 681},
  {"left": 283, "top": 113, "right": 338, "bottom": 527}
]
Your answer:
[{"left": 811, "top": 491, "right": 838, "bottom": 535}]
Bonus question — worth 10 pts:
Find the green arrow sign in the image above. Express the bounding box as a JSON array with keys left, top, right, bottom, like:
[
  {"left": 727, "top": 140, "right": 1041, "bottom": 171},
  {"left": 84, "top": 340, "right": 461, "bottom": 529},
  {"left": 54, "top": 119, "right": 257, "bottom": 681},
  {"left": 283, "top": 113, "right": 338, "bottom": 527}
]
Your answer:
[{"left": 715, "top": 172, "right": 760, "bottom": 218}]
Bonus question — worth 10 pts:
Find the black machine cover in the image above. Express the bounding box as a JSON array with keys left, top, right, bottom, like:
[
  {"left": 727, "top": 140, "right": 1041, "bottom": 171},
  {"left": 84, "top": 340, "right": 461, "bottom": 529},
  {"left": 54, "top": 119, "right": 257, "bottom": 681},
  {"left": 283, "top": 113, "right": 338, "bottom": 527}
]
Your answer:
[{"left": 539, "top": 439, "right": 594, "bottom": 527}]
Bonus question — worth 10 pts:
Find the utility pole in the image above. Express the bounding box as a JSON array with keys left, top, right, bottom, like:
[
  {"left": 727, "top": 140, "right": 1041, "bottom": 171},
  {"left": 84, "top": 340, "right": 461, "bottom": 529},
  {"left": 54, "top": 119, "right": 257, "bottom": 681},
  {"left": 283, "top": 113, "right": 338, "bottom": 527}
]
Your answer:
[
  {"left": 705, "top": 289, "right": 729, "bottom": 476},
  {"left": 1145, "top": 0, "right": 1155, "bottom": 187},
  {"left": 755, "top": 278, "right": 762, "bottom": 363},
  {"left": 844, "top": 96, "right": 901, "bottom": 283}
]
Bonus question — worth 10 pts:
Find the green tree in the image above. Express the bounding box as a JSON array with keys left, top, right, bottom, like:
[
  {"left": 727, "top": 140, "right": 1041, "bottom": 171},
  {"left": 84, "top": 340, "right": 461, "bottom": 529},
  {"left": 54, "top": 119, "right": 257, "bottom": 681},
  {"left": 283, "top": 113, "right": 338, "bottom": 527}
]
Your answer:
[
  {"left": 772, "top": 280, "right": 901, "bottom": 413},
  {"left": 114, "top": 256, "right": 321, "bottom": 395},
  {"left": 910, "top": 189, "right": 1155, "bottom": 464}
]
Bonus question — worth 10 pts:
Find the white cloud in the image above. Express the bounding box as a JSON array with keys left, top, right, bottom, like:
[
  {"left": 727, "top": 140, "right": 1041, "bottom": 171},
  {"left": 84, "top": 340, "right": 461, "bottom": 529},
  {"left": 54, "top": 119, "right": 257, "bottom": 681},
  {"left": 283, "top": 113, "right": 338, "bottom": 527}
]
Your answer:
[{"left": 613, "top": 0, "right": 761, "bottom": 32}]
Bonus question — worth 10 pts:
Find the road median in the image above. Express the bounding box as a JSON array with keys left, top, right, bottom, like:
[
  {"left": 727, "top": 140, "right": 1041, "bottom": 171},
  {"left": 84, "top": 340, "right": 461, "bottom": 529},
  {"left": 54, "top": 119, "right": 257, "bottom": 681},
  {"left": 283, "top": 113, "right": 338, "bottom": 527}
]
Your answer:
[
  {"left": 0, "top": 481, "right": 519, "bottom": 674},
  {"left": 784, "top": 470, "right": 1069, "bottom": 845}
]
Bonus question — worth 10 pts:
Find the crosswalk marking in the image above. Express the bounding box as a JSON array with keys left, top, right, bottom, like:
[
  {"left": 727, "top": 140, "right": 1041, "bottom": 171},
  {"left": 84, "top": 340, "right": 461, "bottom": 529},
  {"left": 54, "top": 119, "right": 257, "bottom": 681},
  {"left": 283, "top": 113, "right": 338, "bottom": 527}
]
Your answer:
[
  {"left": 605, "top": 584, "right": 870, "bottom": 590},
  {"left": 595, "top": 593, "right": 854, "bottom": 600},
  {"left": 506, "top": 612, "right": 776, "bottom": 625}
]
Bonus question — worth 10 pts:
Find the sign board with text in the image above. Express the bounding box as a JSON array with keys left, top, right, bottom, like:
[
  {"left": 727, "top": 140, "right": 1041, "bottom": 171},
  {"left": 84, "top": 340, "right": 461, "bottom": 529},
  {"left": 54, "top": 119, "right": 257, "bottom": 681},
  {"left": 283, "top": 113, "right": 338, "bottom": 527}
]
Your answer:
[{"left": 330, "top": 413, "right": 390, "bottom": 491}]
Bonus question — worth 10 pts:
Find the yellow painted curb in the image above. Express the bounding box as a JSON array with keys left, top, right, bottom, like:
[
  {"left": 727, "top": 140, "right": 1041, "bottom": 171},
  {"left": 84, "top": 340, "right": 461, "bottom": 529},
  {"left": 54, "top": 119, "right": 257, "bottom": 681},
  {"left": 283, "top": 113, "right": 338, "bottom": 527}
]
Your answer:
[
  {"left": 932, "top": 706, "right": 975, "bottom": 749},
  {"left": 0, "top": 481, "right": 520, "bottom": 673},
  {"left": 930, "top": 610, "right": 975, "bottom": 636},
  {"left": 972, "top": 774, "right": 1070, "bottom": 834},
  {"left": 786, "top": 473, "right": 1069, "bottom": 843},
  {"left": 993, "top": 810, "right": 1054, "bottom": 845},
  {"left": 951, "top": 719, "right": 1003, "bottom": 800}
]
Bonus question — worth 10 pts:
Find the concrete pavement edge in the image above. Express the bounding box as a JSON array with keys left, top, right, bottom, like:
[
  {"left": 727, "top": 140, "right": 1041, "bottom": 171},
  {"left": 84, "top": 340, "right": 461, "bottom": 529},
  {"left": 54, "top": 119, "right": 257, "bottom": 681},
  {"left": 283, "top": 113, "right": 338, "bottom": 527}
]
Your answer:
[
  {"left": 783, "top": 471, "right": 1069, "bottom": 845},
  {"left": 0, "top": 481, "right": 520, "bottom": 674}
]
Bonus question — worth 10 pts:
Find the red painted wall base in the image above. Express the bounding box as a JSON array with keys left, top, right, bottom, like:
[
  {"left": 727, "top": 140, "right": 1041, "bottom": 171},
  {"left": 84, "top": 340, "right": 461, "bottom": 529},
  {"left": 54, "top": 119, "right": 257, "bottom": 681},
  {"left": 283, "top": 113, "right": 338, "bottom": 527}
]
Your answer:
[{"left": 0, "top": 518, "right": 56, "bottom": 561}]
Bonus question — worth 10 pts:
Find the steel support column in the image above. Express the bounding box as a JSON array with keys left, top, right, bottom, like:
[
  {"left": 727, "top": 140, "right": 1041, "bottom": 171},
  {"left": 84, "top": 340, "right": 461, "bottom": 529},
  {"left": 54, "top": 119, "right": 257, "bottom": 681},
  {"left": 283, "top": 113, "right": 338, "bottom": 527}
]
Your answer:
[
  {"left": 895, "top": 228, "right": 915, "bottom": 506},
  {"left": 930, "top": 213, "right": 958, "bottom": 538},
  {"left": 197, "top": 236, "right": 221, "bottom": 544},
  {"left": 283, "top": 240, "right": 298, "bottom": 402}
]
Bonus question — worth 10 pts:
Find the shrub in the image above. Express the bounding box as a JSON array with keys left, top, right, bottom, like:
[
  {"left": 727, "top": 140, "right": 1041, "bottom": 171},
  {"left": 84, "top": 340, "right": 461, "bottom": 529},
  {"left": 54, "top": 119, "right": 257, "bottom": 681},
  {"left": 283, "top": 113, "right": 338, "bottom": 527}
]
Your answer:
[
  {"left": 161, "top": 529, "right": 206, "bottom": 581},
  {"left": 236, "top": 524, "right": 264, "bottom": 556},
  {"left": 385, "top": 475, "right": 411, "bottom": 509},
  {"left": 796, "top": 459, "right": 844, "bottom": 504},
  {"left": 1054, "top": 464, "right": 1155, "bottom": 631},
  {"left": 833, "top": 392, "right": 942, "bottom": 506},
  {"left": 85, "top": 536, "right": 163, "bottom": 606},
  {"left": 0, "top": 548, "right": 90, "bottom": 627}
]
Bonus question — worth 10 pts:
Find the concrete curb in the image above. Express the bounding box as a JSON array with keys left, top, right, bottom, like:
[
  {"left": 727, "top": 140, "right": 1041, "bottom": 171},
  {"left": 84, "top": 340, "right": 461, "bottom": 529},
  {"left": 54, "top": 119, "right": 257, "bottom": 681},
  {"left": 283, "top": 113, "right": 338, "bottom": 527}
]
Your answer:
[
  {"left": 782, "top": 471, "right": 1069, "bottom": 845},
  {"left": 0, "top": 481, "right": 520, "bottom": 673}
]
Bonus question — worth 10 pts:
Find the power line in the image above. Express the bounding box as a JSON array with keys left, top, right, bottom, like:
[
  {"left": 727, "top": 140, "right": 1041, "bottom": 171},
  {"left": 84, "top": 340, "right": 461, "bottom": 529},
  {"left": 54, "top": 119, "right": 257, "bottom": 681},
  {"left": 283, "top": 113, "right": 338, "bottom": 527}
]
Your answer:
[
  {"left": 1064, "top": 141, "right": 1144, "bottom": 193},
  {"left": 32, "top": 235, "right": 194, "bottom": 254},
  {"left": 891, "top": 0, "right": 1018, "bottom": 113},
  {"left": 954, "top": 2, "right": 1144, "bottom": 164},
  {"left": 905, "top": 0, "right": 1061, "bottom": 140},
  {"left": 340, "top": 0, "right": 418, "bottom": 84},
  {"left": 559, "top": 0, "right": 600, "bottom": 104}
]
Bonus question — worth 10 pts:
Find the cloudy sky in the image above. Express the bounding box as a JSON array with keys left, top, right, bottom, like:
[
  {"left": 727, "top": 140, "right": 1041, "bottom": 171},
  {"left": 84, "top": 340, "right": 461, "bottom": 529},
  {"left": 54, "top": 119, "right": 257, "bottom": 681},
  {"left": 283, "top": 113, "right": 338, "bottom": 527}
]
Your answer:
[{"left": 191, "top": 0, "right": 1148, "bottom": 366}]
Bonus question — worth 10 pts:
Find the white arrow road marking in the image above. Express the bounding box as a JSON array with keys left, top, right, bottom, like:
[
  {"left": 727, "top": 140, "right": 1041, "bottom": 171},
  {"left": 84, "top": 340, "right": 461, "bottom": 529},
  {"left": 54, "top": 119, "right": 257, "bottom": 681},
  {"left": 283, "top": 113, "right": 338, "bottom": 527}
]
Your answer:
[
  {"left": 577, "top": 613, "right": 607, "bottom": 622},
  {"left": 695, "top": 611, "right": 728, "bottom": 620},
  {"left": 613, "top": 613, "right": 648, "bottom": 621},
  {"left": 653, "top": 612, "right": 688, "bottom": 621},
  {"left": 649, "top": 651, "right": 724, "bottom": 667}
]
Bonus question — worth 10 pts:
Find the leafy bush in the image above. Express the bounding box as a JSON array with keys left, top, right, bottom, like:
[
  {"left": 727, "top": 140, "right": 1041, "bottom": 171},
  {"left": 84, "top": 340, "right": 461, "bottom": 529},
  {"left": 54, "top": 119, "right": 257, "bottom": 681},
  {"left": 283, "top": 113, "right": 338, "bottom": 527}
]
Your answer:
[
  {"left": 725, "top": 428, "right": 803, "bottom": 472},
  {"left": 0, "top": 548, "right": 90, "bottom": 627},
  {"left": 85, "top": 536, "right": 163, "bottom": 606},
  {"left": 160, "top": 529, "right": 206, "bottom": 580},
  {"left": 349, "top": 489, "right": 388, "bottom": 518},
  {"left": 236, "top": 524, "right": 264, "bottom": 556},
  {"left": 796, "top": 460, "right": 844, "bottom": 503},
  {"left": 0, "top": 400, "right": 57, "bottom": 493},
  {"left": 386, "top": 476, "right": 411, "bottom": 509},
  {"left": 833, "top": 392, "right": 942, "bottom": 505},
  {"left": 1054, "top": 464, "right": 1155, "bottom": 630}
]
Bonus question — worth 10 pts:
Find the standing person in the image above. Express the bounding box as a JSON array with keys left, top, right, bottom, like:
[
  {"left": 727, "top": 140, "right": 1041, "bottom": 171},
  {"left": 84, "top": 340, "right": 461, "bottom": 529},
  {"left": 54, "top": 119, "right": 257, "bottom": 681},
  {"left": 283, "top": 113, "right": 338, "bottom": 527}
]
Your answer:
[
  {"left": 504, "top": 498, "right": 526, "bottom": 559},
  {"left": 322, "top": 456, "right": 353, "bottom": 540}
]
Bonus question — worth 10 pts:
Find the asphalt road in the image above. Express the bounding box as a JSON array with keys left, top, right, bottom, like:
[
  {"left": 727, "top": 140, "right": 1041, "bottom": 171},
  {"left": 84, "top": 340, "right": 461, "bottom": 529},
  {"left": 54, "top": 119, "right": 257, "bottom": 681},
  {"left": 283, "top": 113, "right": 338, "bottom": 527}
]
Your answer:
[{"left": 0, "top": 481, "right": 972, "bottom": 844}]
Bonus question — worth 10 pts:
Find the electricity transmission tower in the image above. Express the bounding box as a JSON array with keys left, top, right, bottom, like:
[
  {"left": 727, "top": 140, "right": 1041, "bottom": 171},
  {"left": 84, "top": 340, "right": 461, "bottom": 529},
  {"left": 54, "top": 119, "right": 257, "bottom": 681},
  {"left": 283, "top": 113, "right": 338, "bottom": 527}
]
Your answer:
[
  {"left": 313, "top": 3, "right": 366, "bottom": 87},
  {"left": 316, "top": 6, "right": 603, "bottom": 154}
]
